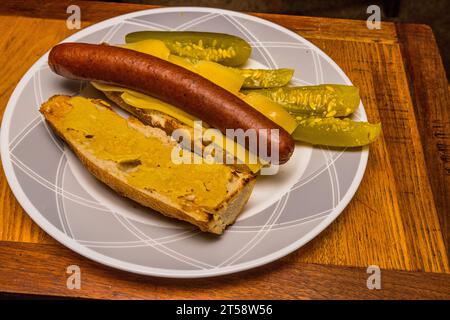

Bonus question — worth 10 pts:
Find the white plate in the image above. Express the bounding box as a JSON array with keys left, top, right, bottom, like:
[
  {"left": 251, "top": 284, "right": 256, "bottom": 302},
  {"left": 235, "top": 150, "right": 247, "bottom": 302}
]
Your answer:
[{"left": 0, "top": 7, "right": 368, "bottom": 278}]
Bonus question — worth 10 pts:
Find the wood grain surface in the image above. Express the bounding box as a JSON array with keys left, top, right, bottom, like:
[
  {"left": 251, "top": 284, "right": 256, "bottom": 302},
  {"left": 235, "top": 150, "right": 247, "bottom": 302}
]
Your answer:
[
  {"left": 396, "top": 23, "right": 450, "bottom": 256},
  {"left": 0, "top": 0, "right": 448, "bottom": 299},
  {"left": 0, "top": 241, "right": 448, "bottom": 299}
]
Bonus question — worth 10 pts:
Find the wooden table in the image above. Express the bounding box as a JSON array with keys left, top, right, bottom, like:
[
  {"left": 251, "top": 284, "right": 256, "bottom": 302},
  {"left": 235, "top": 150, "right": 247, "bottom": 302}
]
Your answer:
[{"left": 0, "top": 0, "right": 449, "bottom": 299}]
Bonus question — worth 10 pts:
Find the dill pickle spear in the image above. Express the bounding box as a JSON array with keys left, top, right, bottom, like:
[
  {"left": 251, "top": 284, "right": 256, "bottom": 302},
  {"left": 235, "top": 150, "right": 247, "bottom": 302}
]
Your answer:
[
  {"left": 243, "top": 84, "right": 360, "bottom": 117},
  {"left": 236, "top": 68, "right": 294, "bottom": 89},
  {"left": 125, "top": 31, "right": 252, "bottom": 66},
  {"left": 292, "top": 117, "right": 381, "bottom": 147}
]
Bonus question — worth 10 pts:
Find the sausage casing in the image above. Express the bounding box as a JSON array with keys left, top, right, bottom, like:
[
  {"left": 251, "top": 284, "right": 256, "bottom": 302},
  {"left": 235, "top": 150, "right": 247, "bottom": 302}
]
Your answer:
[{"left": 48, "top": 43, "right": 295, "bottom": 164}]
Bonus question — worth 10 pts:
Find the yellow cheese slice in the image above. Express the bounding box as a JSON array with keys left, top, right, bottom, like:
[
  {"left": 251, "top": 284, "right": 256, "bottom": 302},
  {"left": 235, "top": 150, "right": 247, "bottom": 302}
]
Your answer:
[{"left": 91, "top": 82, "right": 262, "bottom": 173}]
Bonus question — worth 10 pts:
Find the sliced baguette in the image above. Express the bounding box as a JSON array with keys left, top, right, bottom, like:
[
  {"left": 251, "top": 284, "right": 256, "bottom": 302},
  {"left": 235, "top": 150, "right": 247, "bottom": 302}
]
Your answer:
[
  {"left": 40, "top": 95, "right": 256, "bottom": 234},
  {"left": 102, "top": 90, "right": 255, "bottom": 173},
  {"left": 103, "top": 91, "right": 194, "bottom": 140}
]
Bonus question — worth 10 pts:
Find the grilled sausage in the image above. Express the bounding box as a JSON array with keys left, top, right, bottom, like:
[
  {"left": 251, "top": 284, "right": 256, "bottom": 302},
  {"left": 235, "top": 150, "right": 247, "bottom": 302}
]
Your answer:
[{"left": 48, "top": 43, "right": 295, "bottom": 164}]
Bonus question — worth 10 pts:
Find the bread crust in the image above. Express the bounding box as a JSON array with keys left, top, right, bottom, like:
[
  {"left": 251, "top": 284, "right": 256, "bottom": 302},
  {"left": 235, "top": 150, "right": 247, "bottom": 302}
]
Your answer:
[{"left": 40, "top": 95, "right": 256, "bottom": 234}]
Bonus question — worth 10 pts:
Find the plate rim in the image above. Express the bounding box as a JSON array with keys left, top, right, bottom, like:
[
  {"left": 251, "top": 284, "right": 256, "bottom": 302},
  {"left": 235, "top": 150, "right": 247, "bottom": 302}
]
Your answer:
[{"left": 0, "top": 6, "right": 368, "bottom": 278}]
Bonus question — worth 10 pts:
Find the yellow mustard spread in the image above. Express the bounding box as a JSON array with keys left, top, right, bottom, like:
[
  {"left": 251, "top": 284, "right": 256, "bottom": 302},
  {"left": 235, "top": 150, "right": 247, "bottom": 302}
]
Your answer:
[
  {"left": 90, "top": 82, "right": 264, "bottom": 173},
  {"left": 63, "top": 96, "right": 233, "bottom": 209}
]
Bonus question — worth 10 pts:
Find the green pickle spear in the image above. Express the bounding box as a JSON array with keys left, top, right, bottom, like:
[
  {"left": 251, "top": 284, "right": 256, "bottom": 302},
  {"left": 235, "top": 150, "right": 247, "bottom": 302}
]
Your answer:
[
  {"left": 236, "top": 68, "right": 294, "bottom": 89},
  {"left": 292, "top": 117, "right": 381, "bottom": 147},
  {"left": 244, "top": 84, "right": 360, "bottom": 117},
  {"left": 125, "top": 31, "right": 252, "bottom": 67}
]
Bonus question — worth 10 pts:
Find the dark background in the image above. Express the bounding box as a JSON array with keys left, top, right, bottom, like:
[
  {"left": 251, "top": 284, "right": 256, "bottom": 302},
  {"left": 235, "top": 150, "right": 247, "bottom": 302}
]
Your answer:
[{"left": 108, "top": 0, "right": 450, "bottom": 79}]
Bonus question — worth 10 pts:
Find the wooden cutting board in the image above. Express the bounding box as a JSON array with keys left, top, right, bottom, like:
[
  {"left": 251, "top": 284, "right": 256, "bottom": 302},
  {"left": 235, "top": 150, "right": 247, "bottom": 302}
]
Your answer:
[{"left": 0, "top": 0, "right": 449, "bottom": 299}]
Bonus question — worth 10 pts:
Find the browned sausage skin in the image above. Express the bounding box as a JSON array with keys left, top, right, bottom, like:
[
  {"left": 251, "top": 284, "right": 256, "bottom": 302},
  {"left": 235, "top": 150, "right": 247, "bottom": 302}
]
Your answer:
[{"left": 48, "top": 43, "right": 295, "bottom": 164}]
